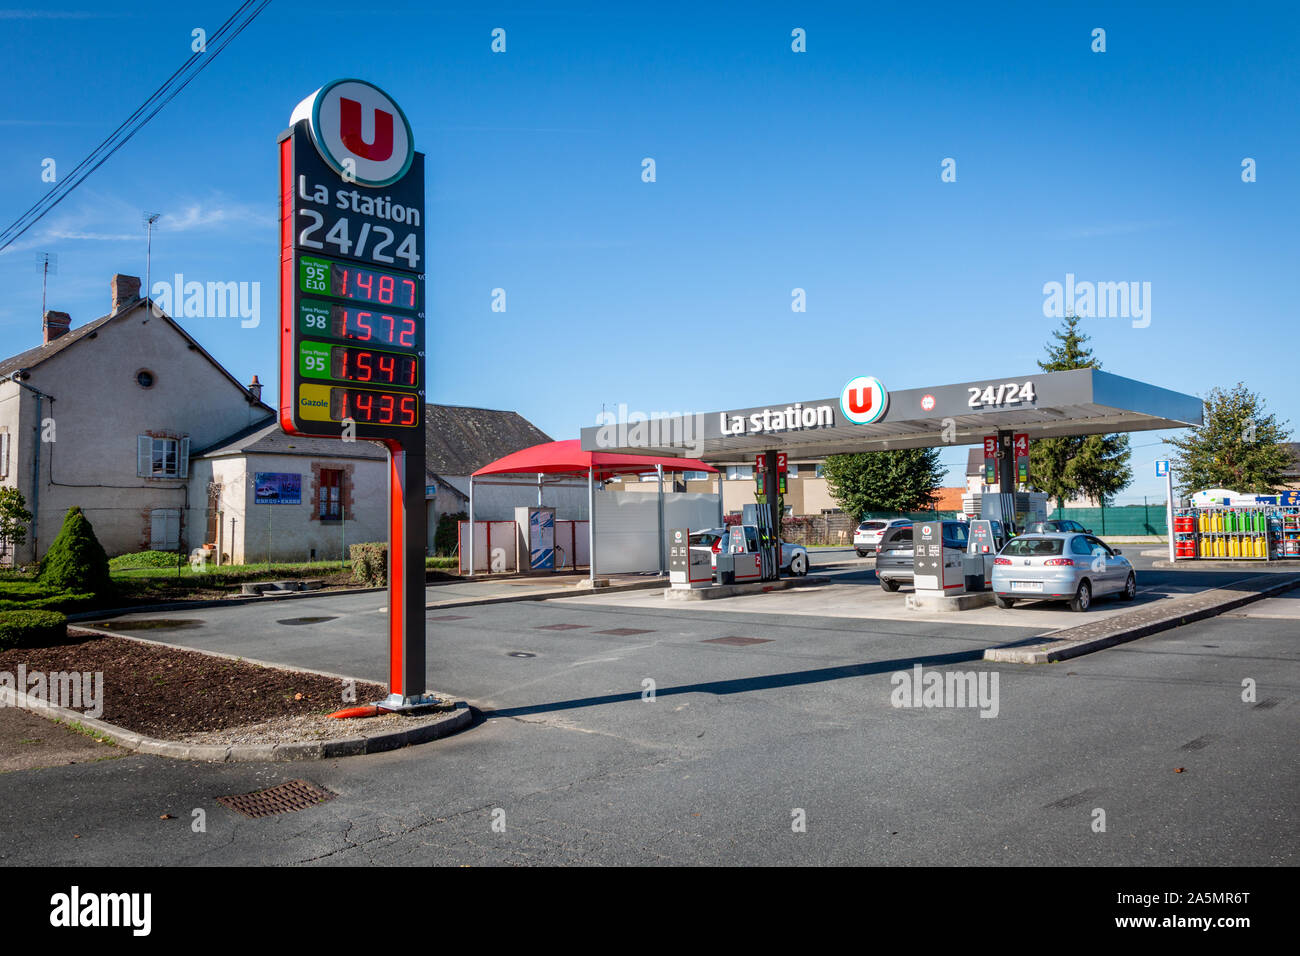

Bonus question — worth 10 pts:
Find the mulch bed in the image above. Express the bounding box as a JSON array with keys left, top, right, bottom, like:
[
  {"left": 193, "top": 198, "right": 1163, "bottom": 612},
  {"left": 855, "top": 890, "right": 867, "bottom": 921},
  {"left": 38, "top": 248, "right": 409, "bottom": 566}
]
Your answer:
[{"left": 0, "top": 630, "right": 386, "bottom": 738}]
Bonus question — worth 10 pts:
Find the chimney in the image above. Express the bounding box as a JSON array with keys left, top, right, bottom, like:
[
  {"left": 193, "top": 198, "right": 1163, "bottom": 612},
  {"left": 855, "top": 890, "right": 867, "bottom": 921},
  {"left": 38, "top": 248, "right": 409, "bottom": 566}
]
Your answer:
[
  {"left": 111, "top": 274, "right": 141, "bottom": 313},
  {"left": 43, "top": 310, "right": 71, "bottom": 344},
  {"left": 247, "top": 375, "right": 263, "bottom": 403}
]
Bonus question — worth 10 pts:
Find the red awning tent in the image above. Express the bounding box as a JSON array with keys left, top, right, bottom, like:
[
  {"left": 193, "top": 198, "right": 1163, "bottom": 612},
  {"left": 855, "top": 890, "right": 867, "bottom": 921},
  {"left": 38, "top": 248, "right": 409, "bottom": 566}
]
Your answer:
[
  {"left": 472, "top": 439, "right": 716, "bottom": 480},
  {"left": 467, "top": 440, "right": 718, "bottom": 583}
]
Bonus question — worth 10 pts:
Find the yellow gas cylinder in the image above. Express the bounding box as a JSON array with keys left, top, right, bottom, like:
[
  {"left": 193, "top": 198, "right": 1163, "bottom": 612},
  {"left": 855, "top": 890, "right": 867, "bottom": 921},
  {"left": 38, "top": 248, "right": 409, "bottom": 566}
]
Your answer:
[
  {"left": 1256, "top": 536, "right": 1266, "bottom": 558},
  {"left": 1216, "top": 537, "right": 1226, "bottom": 557},
  {"left": 1198, "top": 511, "right": 1207, "bottom": 532},
  {"left": 1232, "top": 536, "right": 1242, "bottom": 558},
  {"left": 1215, "top": 511, "right": 1225, "bottom": 533},
  {"left": 1200, "top": 537, "right": 1209, "bottom": 557}
]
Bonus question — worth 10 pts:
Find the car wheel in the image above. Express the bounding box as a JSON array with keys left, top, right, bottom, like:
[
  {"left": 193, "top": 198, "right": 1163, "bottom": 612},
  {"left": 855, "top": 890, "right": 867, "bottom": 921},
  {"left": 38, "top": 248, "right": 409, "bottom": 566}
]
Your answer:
[
  {"left": 855, "top": 549, "right": 868, "bottom": 557},
  {"left": 880, "top": 577, "right": 900, "bottom": 592},
  {"left": 790, "top": 552, "right": 808, "bottom": 576},
  {"left": 994, "top": 594, "right": 1016, "bottom": 609},
  {"left": 1070, "top": 580, "right": 1092, "bottom": 612},
  {"left": 1120, "top": 572, "right": 1136, "bottom": 601}
]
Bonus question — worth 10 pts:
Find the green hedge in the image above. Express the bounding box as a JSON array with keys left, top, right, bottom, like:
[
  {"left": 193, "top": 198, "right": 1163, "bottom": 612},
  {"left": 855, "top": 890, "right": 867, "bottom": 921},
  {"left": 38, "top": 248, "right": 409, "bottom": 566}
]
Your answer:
[
  {"left": 350, "top": 542, "right": 387, "bottom": 587},
  {"left": 109, "top": 550, "right": 184, "bottom": 570},
  {"left": 0, "top": 609, "right": 68, "bottom": 649}
]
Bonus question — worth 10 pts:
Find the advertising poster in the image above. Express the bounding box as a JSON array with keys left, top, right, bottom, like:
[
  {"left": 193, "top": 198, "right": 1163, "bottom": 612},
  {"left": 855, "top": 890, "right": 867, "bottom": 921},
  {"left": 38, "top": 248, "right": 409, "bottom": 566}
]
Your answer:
[{"left": 254, "top": 472, "right": 302, "bottom": 505}]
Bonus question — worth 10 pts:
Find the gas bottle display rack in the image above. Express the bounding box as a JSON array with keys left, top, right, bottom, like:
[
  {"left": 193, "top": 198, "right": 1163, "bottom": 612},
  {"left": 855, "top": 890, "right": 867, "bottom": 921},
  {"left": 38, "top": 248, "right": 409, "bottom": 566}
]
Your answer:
[{"left": 1173, "top": 505, "right": 1297, "bottom": 560}]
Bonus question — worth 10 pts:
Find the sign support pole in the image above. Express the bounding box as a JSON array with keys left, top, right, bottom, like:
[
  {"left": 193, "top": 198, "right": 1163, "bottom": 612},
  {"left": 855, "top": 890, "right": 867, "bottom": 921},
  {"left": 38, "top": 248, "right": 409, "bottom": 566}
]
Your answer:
[{"left": 384, "top": 441, "right": 429, "bottom": 707}]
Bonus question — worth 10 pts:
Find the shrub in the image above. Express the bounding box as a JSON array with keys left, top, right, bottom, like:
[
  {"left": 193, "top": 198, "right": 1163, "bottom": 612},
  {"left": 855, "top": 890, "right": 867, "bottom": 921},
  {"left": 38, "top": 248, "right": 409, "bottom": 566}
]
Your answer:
[
  {"left": 109, "top": 550, "right": 183, "bottom": 571},
  {"left": 0, "top": 609, "right": 68, "bottom": 649},
  {"left": 38, "top": 507, "right": 111, "bottom": 596},
  {"left": 350, "top": 542, "right": 388, "bottom": 587},
  {"left": 433, "top": 511, "right": 466, "bottom": 556}
]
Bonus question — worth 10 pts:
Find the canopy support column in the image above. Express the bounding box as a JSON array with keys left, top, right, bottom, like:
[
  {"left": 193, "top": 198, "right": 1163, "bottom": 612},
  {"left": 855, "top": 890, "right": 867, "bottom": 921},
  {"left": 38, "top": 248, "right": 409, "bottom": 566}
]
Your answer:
[
  {"left": 657, "top": 463, "right": 665, "bottom": 573},
  {"left": 588, "top": 466, "right": 596, "bottom": 585},
  {"left": 468, "top": 476, "right": 475, "bottom": 577}
]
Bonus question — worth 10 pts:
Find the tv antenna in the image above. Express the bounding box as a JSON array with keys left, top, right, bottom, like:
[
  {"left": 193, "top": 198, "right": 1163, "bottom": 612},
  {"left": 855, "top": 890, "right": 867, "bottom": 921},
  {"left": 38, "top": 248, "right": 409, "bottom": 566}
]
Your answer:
[
  {"left": 36, "top": 251, "right": 57, "bottom": 329},
  {"left": 143, "top": 212, "right": 161, "bottom": 315}
]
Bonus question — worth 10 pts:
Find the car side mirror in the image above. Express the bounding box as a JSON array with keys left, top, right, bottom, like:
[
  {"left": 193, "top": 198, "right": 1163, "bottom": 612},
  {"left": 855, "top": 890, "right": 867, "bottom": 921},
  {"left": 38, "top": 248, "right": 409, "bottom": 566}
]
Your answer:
[
  {"left": 1113, "top": 549, "right": 1122, "bottom": 555},
  {"left": 1085, "top": 528, "right": 1093, "bottom": 534}
]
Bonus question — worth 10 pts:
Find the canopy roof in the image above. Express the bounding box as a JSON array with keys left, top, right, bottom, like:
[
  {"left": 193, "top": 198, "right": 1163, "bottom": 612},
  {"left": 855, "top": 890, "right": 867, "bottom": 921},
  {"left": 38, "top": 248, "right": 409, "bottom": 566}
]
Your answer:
[
  {"left": 472, "top": 439, "right": 717, "bottom": 479},
  {"left": 579, "top": 368, "right": 1204, "bottom": 462}
]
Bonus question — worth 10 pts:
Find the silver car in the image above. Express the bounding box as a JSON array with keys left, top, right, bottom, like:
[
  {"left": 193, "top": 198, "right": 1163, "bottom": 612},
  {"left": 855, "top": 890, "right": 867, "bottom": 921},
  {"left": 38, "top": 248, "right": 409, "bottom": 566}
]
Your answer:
[{"left": 991, "top": 532, "right": 1136, "bottom": 611}]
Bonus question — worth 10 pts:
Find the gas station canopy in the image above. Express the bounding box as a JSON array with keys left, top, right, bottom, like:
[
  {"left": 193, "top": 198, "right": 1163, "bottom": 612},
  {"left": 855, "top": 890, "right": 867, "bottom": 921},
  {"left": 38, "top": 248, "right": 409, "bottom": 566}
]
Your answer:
[{"left": 579, "top": 368, "right": 1204, "bottom": 462}]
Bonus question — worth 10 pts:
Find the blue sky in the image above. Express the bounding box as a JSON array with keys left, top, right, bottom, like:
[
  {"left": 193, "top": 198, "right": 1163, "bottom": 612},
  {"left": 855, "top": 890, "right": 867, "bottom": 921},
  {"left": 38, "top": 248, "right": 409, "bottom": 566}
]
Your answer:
[{"left": 1, "top": 1, "right": 1296, "bottom": 501}]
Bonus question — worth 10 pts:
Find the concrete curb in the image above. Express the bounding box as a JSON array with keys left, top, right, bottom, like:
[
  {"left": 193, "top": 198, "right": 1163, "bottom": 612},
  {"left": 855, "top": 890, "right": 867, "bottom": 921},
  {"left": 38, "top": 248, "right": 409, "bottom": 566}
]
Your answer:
[
  {"left": 663, "top": 576, "right": 827, "bottom": 601},
  {"left": 984, "top": 573, "right": 1300, "bottom": 664},
  {"left": 425, "top": 576, "right": 669, "bottom": 610},
  {"left": 69, "top": 584, "right": 387, "bottom": 622},
  {"left": 0, "top": 683, "right": 472, "bottom": 762}
]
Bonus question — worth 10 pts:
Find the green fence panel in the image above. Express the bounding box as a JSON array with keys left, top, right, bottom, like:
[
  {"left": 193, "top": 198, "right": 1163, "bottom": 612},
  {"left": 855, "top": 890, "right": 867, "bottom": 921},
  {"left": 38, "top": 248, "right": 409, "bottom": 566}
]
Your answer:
[{"left": 1050, "top": 505, "right": 1167, "bottom": 536}]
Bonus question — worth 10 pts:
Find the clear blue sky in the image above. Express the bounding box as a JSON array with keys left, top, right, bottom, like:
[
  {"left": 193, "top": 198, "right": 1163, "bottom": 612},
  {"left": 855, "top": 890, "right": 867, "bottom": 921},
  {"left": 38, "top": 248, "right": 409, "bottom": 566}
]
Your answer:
[{"left": 1, "top": 1, "right": 1296, "bottom": 502}]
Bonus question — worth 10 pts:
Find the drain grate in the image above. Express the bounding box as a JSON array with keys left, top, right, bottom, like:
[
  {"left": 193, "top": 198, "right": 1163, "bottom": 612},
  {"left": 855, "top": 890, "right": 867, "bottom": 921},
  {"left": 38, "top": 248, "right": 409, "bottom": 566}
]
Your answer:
[
  {"left": 596, "top": 628, "right": 653, "bottom": 636},
  {"left": 536, "top": 623, "right": 589, "bottom": 630},
  {"left": 703, "top": 636, "right": 772, "bottom": 646},
  {"left": 277, "top": 616, "right": 336, "bottom": 626},
  {"left": 216, "top": 779, "right": 337, "bottom": 819}
]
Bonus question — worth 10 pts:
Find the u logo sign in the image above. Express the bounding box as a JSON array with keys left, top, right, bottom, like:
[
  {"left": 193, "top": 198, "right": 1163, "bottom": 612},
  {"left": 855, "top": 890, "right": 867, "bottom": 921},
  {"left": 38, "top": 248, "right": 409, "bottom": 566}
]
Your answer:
[
  {"left": 294, "top": 78, "right": 414, "bottom": 187},
  {"left": 840, "top": 376, "right": 888, "bottom": 424},
  {"left": 339, "top": 98, "right": 394, "bottom": 162}
]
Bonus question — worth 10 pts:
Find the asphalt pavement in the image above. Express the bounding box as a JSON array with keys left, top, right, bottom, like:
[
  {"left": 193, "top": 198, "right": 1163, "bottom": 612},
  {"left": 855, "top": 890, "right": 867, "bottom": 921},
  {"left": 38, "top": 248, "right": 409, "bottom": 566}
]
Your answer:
[{"left": 0, "top": 569, "right": 1294, "bottom": 866}]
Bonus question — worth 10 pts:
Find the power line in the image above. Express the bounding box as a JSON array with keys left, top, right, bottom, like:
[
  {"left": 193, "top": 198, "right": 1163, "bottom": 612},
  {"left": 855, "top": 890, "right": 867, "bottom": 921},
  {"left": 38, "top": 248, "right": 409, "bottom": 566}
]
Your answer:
[{"left": 0, "top": 0, "right": 272, "bottom": 254}]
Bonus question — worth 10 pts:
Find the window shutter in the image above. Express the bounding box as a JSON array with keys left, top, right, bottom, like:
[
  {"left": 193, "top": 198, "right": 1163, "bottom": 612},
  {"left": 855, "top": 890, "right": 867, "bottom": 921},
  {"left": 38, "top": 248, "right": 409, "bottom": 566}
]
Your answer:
[
  {"left": 179, "top": 436, "right": 191, "bottom": 478},
  {"left": 0, "top": 433, "right": 8, "bottom": 478},
  {"left": 137, "top": 436, "right": 152, "bottom": 477}
]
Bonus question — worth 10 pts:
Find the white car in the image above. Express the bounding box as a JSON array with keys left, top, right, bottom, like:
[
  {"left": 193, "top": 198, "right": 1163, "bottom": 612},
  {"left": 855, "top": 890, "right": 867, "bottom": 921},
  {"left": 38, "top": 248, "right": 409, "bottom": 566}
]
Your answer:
[
  {"left": 712, "top": 526, "right": 810, "bottom": 576},
  {"left": 854, "top": 518, "right": 911, "bottom": 556}
]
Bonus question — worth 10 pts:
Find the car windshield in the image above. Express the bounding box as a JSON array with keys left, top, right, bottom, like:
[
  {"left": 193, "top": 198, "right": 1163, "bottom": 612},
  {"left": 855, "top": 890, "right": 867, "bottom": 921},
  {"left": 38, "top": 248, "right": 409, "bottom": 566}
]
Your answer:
[
  {"left": 859, "top": 521, "right": 888, "bottom": 531},
  {"left": 1001, "top": 536, "right": 1064, "bottom": 556},
  {"left": 691, "top": 532, "right": 722, "bottom": 546}
]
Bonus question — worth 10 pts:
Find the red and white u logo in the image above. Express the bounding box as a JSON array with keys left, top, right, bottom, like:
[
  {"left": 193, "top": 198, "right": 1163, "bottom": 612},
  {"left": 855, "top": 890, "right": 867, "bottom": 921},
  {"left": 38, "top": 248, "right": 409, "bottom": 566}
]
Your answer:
[
  {"left": 840, "top": 376, "right": 888, "bottom": 424},
  {"left": 339, "top": 98, "right": 394, "bottom": 162}
]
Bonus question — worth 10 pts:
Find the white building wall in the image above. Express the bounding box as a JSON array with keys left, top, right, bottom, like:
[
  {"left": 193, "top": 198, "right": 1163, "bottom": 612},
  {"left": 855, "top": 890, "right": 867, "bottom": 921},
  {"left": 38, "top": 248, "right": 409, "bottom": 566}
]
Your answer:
[
  {"left": 195, "top": 452, "right": 388, "bottom": 564},
  {"left": 3, "top": 309, "right": 267, "bottom": 561},
  {"left": 446, "top": 474, "right": 590, "bottom": 522}
]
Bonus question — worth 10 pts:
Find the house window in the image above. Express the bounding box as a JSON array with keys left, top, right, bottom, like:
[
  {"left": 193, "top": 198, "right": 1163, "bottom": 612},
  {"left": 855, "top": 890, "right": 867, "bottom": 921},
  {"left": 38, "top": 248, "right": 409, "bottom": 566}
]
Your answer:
[
  {"left": 150, "top": 509, "right": 181, "bottom": 550},
  {"left": 726, "top": 465, "right": 754, "bottom": 481},
  {"left": 814, "top": 463, "right": 825, "bottom": 478},
  {"left": 683, "top": 471, "right": 709, "bottom": 481},
  {"left": 786, "top": 464, "right": 799, "bottom": 478},
  {"left": 318, "top": 468, "right": 344, "bottom": 521},
  {"left": 137, "top": 435, "right": 189, "bottom": 478}
]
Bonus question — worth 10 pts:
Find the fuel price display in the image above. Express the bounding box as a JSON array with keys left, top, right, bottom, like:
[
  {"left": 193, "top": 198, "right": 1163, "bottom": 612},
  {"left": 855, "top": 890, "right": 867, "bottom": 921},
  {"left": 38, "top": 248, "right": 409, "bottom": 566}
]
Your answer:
[
  {"left": 299, "top": 300, "right": 420, "bottom": 348},
  {"left": 298, "top": 255, "right": 420, "bottom": 311}
]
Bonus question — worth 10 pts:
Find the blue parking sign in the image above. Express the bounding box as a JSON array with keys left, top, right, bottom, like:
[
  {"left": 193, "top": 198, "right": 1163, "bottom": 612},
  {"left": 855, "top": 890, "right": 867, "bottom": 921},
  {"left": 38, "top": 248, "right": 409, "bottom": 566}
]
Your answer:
[{"left": 1155, "top": 460, "right": 1169, "bottom": 477}]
